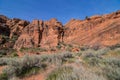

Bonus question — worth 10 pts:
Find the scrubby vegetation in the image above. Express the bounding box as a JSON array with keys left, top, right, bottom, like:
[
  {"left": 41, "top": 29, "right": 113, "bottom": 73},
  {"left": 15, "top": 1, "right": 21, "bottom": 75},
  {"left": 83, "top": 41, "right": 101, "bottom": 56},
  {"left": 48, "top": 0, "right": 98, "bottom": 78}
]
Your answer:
[
  {"left": 46, "top": 64, "right": 105, "bottom": 80},
  {"left": 0, "top": 52, "right": 73, "bottom": 79},
  {"left": 20, "top": 47, "right": 47, "bottom": 53},
  {"left": 0, "top": 45, "right": 120, "bottom": 80},
  {"left": 0, "top": 48, "right": 18, "bottom": 57}
]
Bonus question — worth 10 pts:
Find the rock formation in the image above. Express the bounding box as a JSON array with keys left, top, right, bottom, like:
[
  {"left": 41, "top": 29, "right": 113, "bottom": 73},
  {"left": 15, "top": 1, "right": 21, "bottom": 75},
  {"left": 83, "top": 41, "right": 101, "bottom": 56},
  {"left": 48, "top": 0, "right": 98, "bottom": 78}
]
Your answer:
[
  {"left": 14, "top": 18, "right": 64, "bottom": 49},
  {"left": 0, "top": 10, "right": 120, "bottom": 50},
  {"left": 0, "top": 15, "right": 29, "bottom": 49},
  {"left": 65, "top": 10, "right": 120, "bottom": 47},
  {"left": 6, "top": 18, "right": 30, "bottom": 39}
]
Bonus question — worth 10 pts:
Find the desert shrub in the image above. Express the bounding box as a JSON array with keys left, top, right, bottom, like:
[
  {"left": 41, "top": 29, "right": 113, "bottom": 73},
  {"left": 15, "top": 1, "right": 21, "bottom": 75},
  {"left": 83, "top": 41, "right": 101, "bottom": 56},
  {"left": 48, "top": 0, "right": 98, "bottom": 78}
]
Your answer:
[
  {"left": 0, "top": 73, "right": 8, "bottom": 80},
  {"left": 82, "top": 50, "right": 120, "bottom": 80},
  {"left": 20, "top": 47, "right": 47, "bottom": 52},
  {"left": 7, "top": 49, "right": 18, "bottom": 57},
  {"left": 81, "top": 48, "right": 110, "bottom": 61},
  {"left": 81, "top": 49, "right": 96, "bottom": 60},
  {"left": 109, "top": 44, "right": 120, "bottom": 50},
  {"left": 0, "top": 55, "right": 46, "bottom": 79},
  {"left": 46, "top": 66, "right": 73, "bottom": 80},
  {"left": 0, "top": 58, "right": 11, "bottom": 66},
  {"left": 104, "top": 67, "right": 120, "bottom": 80},
  {"left": 0, "top": 52, "right": 73, "bottom": 79},
  {"left": 102, "top": 58, "right": 120, "bottom": 80},
  {"left": 91, "top": 44, "right": 101, "bottom": 50},
  {"left": 0, "top": 49, "right": 7, "bottom": 56},
  {"left": 46, "top": 64, "right": 105, "bottom": 80},
  {"left": 82, "top": 52, "right": 103, "bottom": 66},
  {"left": 39, "top": 52, "right": 73, "bottom": 65},
  {"left": 95, "top": 48, "right": 110, "bottom": 56},
  {"left": 75, "top": 52, "right": 82, "bottom": 57},
  {"left": 106, "top": 48, "right": 120, "bottom": 57},
  {"left": 0, "top": 48, "right": 18, "bottom": 57},
  {"left": 80, "top": 45, "right": 89, "bottom": 51},
  {"left": 10, "top": 52, "right": 18, "bottom": 57}
]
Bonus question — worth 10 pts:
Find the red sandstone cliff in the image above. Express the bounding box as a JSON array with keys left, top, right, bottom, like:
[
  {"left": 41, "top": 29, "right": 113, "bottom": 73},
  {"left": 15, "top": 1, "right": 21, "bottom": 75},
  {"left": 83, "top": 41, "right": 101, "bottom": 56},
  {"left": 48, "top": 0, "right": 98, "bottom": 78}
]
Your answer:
[
  {"left": 0, "top": 11, "right": 120, "bottom": 50},
  {"left": 64, "top": 10, "right": 120, "bottom": 47},
  {"left": 13, "top": 18, "right": 64, "bottom": 49}
]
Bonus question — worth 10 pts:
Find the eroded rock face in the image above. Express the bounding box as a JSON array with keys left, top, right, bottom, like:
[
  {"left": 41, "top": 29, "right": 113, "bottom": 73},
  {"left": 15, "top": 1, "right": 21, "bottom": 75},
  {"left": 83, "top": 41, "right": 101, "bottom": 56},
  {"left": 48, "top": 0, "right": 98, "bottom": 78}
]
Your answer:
[
  {"left": 6, "top": 18, "right": 30, "bottom": 39},
  {"left": 14, "top": 19, "right": 64, "bottom": 49},
  {"left": 65, "top": 10, "right": 120, "bottom": 47},
  {"left": 0, "top": 15, "right": 8, "bottom": 23},
  {"left": 0, "top": 15, "right": 30, "bottom": 49},
  {"left": 1, "top": 10, "right": 120, "bottom": 50},
  {"left": 0, "top": 15, "right": 10, "bottom": 36}
]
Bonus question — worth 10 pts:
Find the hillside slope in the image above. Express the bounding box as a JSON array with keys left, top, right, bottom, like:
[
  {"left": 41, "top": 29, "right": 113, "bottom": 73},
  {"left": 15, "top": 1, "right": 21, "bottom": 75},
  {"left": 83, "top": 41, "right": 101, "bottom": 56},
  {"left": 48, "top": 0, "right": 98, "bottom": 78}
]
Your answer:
[{"left": 65, "top": 10, "right": 120, "bottom": 47}]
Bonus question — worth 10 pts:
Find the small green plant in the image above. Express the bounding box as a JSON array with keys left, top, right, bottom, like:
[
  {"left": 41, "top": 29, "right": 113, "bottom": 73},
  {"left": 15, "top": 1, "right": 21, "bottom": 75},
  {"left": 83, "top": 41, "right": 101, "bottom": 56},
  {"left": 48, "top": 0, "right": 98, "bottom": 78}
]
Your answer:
[
  {"left": 11, "top": 52, "right": 18, "bottom": 57},
  {"left": 17, "top": 67, "right": 40, "bottom": 77},
  {"left": 0, "top": 73, "right": 8, "bottom": 80}
]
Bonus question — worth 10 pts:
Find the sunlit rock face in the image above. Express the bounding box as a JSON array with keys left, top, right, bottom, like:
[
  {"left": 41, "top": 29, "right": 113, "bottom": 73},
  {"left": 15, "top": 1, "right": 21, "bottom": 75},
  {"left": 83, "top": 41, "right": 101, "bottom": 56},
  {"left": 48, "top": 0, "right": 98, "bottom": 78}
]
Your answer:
[
  {"left": 14, "top": 19, "right": 64, "bottom": 49},
  {"left": 1, "top": 10, "right": 120, "bottom": 50},
  {"left": 64, "top": 10, "right": 120, "bottom": 47}
]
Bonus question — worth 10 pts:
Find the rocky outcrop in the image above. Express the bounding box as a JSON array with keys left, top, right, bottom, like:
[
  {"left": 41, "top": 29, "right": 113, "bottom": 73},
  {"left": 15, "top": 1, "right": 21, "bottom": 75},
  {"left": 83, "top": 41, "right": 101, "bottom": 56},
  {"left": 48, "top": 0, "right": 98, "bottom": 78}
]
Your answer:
[
  {"left": 14, "top": 19, "right": 64, "bottom": 49},
  {"left": 6, "top": 18, "right": 30, "bottom": 39},
  {"left": 0, "top": 15, "right": 30, "bottom": 49},
  {"left": 64, "top": 10, "right": 120, "bottom": 47},
  {"left": 1, "top": 10, "right": 120, "bottom": 50},
  {"left": 0, "top": 15, "right": 10, "bottom": 36}
]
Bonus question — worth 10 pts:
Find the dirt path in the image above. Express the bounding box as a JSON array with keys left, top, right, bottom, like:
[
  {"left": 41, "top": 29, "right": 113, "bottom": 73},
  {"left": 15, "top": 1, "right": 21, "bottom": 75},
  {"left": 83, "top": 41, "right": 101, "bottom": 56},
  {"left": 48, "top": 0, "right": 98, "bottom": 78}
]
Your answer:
[{"left": 23, "top": 73, "right": 44, "bottom": 80}]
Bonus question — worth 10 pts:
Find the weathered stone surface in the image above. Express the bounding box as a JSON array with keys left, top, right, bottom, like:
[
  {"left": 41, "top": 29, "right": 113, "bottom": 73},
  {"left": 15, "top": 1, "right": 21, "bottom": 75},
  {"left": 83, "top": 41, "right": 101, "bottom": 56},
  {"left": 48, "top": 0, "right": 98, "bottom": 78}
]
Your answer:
[
  {"left": 0, "top": 15, "right": 30, "bottom": 49},
  {"left": 6, "top": 18, "right": 30, "bottom": 38},
  {"left": 0, "top": 15, "right": 8, "bottom": 23},
  {"left": 65, "top": 11, "right": 120, "bottom": 47},
  {"left": 1, "top": 10, "right": 120, "bottom": 50},
  {"left": 14, "top": 19, "right": 64, "bottom": 49}
]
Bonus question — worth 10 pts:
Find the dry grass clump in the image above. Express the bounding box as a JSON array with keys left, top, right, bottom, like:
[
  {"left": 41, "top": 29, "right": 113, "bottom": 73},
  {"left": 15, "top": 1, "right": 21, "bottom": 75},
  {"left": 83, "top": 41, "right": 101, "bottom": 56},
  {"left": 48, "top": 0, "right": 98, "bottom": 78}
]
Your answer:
[{"left": 46, "top": 63, "right": 105, "bottom": 80}]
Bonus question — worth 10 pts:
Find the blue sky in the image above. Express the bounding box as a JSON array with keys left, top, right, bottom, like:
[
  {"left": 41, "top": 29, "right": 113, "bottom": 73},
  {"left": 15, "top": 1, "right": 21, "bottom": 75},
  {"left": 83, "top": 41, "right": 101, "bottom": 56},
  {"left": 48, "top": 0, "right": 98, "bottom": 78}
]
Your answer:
[{"left": 0, "top": 0, "right": 120, "bottom": 24}]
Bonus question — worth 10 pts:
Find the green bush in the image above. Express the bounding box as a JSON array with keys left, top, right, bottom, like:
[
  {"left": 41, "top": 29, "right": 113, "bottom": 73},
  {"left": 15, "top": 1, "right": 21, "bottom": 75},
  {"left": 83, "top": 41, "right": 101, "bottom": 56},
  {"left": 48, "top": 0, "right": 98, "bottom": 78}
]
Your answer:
[
  {"left": 82, "top": 50, "right": 120, "bottom": 80},
  {"left": 0, "top": 52, "right": 73, "bottom": 79},
  {"left": 0, "top": 48, "right": 18, "bottom": 57},
  {"left": 103, "top": 58, "right": 120, "bottom": 80},
  {"left": 0, "top": 73, "right": 8, "bottom": 80},
  {"left": 109, "top": 44, "right": 120, "bottom": 50},
  {"left": 39, "top": 52, "right": 73, "bottom": 65},
  {"left": 0, "top": 55, "right": 45, "bottom": 79}
]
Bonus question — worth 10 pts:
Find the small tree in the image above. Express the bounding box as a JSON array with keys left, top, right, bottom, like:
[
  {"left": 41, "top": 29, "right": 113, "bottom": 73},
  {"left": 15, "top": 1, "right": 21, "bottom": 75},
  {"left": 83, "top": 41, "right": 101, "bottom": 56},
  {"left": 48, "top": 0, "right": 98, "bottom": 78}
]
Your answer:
[{"left": 85, "top": 16, "right": 90, "bottom": 20}]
